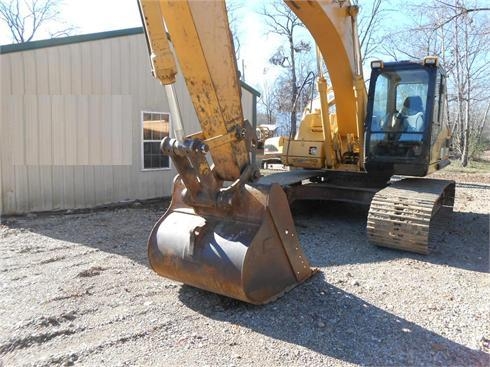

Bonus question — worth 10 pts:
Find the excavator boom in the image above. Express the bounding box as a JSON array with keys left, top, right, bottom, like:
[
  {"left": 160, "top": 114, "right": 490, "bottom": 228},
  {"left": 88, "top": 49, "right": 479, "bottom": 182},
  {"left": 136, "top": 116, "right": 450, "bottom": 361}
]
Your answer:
[{"left": 286, "top": 0, "right": 366, "bottom": 153}]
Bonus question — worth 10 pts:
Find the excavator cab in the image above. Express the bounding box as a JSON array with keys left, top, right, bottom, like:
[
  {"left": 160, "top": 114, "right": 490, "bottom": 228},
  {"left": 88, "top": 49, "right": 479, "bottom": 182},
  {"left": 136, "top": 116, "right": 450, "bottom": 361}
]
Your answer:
[{"left": 364, "top": 58, "right": 451, "bottom": 176}]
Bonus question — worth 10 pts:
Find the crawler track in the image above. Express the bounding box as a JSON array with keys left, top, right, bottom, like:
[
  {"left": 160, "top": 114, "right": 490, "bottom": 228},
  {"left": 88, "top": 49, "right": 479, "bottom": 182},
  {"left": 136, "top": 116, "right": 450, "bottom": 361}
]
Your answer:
[{"left": 367, "top": 178, "right": 456, "bottom": 254}]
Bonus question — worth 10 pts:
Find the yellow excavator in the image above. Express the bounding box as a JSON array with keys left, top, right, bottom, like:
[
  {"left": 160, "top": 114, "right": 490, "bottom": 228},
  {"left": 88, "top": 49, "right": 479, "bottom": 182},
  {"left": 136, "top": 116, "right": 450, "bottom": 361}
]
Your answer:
[{"left": 137, "top": 0, "right": 455, "bottom": 304}]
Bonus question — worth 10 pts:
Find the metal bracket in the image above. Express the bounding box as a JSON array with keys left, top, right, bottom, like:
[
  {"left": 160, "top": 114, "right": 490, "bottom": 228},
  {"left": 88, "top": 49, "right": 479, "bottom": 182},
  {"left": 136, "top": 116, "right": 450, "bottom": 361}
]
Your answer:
[{"left": 203, "top": 120, "right": 256, "bottom": 151}]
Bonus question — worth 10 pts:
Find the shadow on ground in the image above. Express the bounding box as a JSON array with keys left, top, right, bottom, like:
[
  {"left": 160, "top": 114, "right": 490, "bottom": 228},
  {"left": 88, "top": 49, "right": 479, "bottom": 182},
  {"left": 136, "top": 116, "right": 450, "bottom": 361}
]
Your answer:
[
  {"left": 291, "top": 200, "right": 489, "bottom": 273},
  {"left": 177, "top": 275, "right": 488, "bottom": 366},
  {"left": 2, "top": 203, "right": 167, "bottom": 267},
  {"left": 4, "top": 194, "right": 488, "bottom": 273}
]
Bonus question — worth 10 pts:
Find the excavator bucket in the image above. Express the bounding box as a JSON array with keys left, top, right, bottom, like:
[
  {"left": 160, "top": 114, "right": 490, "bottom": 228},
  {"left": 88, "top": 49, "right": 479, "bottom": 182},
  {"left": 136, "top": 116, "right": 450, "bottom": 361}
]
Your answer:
[{"left": 148, "top": 177, "right": 313, "bottom": 305}]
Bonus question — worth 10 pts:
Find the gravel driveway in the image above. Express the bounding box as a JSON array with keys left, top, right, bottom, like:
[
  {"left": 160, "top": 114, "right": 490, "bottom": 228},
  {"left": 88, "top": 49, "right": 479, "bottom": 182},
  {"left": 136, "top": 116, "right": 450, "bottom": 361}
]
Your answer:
[{"left": 1, "top": 173, "right": 489, "bottom": 366}]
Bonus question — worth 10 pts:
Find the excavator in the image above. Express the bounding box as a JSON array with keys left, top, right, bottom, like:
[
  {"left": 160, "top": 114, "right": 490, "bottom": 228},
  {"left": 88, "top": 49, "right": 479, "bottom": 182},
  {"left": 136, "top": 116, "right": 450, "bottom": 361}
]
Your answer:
[{"left": 137, "top": 0, "right": 455, "bottom": 304}]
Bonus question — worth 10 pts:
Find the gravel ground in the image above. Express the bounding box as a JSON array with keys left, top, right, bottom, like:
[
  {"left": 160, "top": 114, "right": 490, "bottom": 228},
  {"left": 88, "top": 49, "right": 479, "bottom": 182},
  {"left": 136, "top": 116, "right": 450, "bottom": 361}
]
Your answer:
[{"left": 0, "top": 172, "right": 489, "bottom": 366}]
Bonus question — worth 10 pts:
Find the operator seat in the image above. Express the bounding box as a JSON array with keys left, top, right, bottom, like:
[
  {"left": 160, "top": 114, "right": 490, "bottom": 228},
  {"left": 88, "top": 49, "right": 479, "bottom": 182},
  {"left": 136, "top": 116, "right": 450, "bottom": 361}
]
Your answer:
[{"left": 401, "top": 96, "right": 424, "bottom": 131}]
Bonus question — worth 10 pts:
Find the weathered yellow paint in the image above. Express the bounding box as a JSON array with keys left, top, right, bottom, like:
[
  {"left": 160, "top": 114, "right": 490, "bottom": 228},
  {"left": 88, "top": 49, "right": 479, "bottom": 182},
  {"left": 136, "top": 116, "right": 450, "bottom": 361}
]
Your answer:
[
  {"left": 144, "top": 0, "right": 249, "bottom": 181},
  {"left": 139, "top": 0, "right": 178, "bottom": 84},
  {"left": 285, "top": 0, "right": 366, "bottom": 146},
  {"left": 317, "top": 76, "right": 335, "bottom": 168},
  {"left": 282, "top": 139, "right": 326, "bottom": 169}
]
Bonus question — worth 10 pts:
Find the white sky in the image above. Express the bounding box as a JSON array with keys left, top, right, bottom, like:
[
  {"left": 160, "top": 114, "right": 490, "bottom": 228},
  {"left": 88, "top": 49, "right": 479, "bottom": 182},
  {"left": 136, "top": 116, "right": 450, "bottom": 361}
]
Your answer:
[
  {"left": 61, "top": 0, "right": 142, "bottom": 34},
  {"left": 0, "top": 0, "right": 141, "bottom": 44},
  {"left": 0, "top": 0, "right": 393, "bottom": 92},
  {"left": 0, "top": 0, "right": 283, "bottom": 91}
]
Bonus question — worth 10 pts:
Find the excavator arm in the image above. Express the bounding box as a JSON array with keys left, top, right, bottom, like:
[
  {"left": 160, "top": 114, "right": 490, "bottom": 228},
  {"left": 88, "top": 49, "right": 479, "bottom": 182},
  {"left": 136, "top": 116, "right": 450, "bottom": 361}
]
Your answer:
[
  {"left": 140, "top": 0, "right": 367, "bottom": 178},
  {"left": 138, "top": 0, "right": 315, "bottom": 304},
  {"left": 139, "top": 0, "right": 250, "bottom": 182}
]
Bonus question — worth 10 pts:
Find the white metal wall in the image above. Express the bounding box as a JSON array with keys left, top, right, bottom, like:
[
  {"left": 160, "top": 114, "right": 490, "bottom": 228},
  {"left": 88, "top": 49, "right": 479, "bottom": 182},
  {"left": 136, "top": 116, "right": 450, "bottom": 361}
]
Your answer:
[
  {"left": 0, "top": 34, "right": 178, "bottom": 214},
  {"left": 241, "top": 89, "right": 254, "bottom": 125},
  {"left": 0, "top": 32, "right": 257, "bottom": 215}
]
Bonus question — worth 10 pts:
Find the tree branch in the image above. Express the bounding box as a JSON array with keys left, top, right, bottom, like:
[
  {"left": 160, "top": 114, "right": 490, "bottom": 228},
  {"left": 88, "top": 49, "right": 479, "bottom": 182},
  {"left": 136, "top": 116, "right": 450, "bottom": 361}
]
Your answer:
[{"left": 0, "top": 0, "right": 73, "bottom": 44}]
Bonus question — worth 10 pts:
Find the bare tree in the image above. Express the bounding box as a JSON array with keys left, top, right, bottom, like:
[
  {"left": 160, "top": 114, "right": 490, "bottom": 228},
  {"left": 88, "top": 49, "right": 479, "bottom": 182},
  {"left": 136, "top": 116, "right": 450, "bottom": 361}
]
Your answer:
[
  {"left": 470, "top": 102, "right": 490, "bottom": 158},
  {"left": 258, "top": 79, "right": 280, "bottom": 125},
  {"left": 225, "top": 0, "right": 242, "bottom": 62},
  {"left": 0, "top": 0, "right": 74, "bottom": 44},
  {"left": 380, "top": 0, "right": 489, "bottom": 166},
  {"left": 434, "top": 1, "right": 489, "bottom": 165},
  {"left": 433, "top": 0, "right": 490, "bottom": 28},
  {"left": 353, "top": 0, "right": 387, "bottom": 64},
  {"left": 258, "top": 1, "right": 312, "bottom": 137}
]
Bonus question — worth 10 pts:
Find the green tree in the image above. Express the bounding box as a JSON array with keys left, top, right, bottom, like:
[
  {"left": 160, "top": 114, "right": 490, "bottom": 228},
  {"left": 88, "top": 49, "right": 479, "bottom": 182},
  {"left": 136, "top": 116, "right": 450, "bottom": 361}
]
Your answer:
[{"left": 380, "top": 0, "right": 490, "bottom": 166}]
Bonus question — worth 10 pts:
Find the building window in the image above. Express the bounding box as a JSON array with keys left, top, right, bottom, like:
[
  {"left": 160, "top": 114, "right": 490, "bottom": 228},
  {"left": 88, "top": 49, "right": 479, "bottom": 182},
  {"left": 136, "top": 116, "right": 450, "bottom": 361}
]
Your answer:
[{"left": 142, "top": 111, "right": 170, "bottom": 170}]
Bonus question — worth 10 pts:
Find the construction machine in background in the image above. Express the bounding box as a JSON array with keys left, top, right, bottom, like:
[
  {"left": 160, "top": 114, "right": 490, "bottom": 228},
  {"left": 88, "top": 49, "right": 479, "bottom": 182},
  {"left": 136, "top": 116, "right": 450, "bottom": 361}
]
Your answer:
[
  {"left": 137, "top": 0, "right": 455, "bottom": 304},
  {"left": 256, "top": 124, "right": 277, "bottom": 149}
]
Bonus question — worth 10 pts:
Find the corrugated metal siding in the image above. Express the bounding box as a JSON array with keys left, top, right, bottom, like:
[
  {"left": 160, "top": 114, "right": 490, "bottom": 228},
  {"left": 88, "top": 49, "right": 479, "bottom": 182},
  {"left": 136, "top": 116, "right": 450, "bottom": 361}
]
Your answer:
[
  {"left": 0, "top": 33, "right": 256, "bottom": 215},
  {"left": 241, "top": 91, "right": 254, "bottom": 126},
  {"left": 0, "top": 144, "right": 3, "bottom": 217},
  {"left": 0, "top": 34, "right": 172, "bottom": 215}
]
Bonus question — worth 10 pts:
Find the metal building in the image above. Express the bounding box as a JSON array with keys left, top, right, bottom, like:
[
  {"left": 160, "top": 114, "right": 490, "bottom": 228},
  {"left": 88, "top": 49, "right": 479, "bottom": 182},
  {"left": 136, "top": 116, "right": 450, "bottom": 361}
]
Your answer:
[{"left": 0, "top": 28, "right": 260, "bottom": 215}]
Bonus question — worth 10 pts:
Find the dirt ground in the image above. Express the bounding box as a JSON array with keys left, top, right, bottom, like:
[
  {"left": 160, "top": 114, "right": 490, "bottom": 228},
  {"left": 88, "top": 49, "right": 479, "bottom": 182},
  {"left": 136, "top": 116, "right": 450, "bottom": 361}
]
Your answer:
[{"left": 0, "top": 170, "right": 489, "bottom": 366}]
